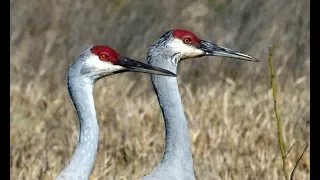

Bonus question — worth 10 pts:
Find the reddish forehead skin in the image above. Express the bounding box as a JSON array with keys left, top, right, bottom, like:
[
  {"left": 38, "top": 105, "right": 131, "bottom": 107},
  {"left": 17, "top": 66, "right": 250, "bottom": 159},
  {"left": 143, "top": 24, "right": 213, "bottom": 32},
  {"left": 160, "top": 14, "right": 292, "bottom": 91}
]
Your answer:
[
  {"left": 172, "top": 29, "right": 200, "bottom": 46},
  {"left": 90, "top": 45, "right": 121, "bottom": 64}
]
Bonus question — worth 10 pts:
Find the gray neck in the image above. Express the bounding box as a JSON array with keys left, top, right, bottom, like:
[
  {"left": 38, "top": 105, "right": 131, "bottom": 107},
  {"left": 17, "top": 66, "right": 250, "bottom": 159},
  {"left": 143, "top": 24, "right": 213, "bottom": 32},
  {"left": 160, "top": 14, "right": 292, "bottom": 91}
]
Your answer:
[
  {"left": 148, "top": 54, "right": 195, "bottom": 175},
  {"left": 56, "top": 76, "right": 99, "bottom": 180}
]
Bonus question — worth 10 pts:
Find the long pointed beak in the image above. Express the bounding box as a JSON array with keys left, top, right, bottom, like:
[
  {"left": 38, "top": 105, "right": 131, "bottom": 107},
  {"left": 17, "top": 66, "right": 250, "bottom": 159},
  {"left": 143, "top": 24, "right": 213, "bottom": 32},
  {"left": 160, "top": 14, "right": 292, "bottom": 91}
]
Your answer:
[
  {"left": 199, "top": 40, "right": 259, "bottom": 62},
  {"left": 117, "top": 56, "right": 176, "bottom": 77}
]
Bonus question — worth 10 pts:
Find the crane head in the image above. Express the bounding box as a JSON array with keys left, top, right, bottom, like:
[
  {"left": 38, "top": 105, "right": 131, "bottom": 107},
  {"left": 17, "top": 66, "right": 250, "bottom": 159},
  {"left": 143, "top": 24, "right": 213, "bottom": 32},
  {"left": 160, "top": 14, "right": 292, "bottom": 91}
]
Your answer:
[
  {"left": 75, "top": 45, "right": 176, "bottom": 80},
  {"left": 156, "top": 29, "right": 258, "bottom": 62}
]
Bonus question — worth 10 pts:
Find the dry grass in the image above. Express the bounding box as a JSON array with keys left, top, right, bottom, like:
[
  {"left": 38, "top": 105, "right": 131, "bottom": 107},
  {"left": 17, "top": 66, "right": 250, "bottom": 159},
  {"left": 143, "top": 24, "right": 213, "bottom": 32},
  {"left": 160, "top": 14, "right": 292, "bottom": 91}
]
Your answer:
[{"left": 10, "top": 0, "right": 310, "bottom": 179}]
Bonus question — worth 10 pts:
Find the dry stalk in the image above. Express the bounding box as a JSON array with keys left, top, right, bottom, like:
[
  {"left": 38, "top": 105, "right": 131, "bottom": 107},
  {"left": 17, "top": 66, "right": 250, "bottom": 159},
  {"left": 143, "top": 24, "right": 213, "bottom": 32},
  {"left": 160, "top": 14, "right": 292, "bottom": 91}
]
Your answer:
[{"left": 268, "top": 47, "right": 308, "bottom": 180}]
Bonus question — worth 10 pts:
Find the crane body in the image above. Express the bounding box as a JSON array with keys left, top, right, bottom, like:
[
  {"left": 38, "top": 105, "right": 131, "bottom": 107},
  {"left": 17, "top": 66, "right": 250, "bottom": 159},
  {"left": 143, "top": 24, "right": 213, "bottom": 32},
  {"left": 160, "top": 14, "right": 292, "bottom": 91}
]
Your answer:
[
  {"left": 55, "top": 46, "right": 176, "bottom": 180},
  {"left": 142, "top": 29, "right": 258, "bottom": 180}
]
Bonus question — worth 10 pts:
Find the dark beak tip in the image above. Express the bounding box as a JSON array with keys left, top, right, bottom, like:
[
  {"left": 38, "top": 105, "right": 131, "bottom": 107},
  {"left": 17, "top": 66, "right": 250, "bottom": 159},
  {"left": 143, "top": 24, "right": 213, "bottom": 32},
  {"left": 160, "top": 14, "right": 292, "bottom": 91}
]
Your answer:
[
  {"left": 165, "top": 71, "right": 177, "bottom": 77},
  {"left": 252, "top": 58, "right": 260, "bottom": 62}
]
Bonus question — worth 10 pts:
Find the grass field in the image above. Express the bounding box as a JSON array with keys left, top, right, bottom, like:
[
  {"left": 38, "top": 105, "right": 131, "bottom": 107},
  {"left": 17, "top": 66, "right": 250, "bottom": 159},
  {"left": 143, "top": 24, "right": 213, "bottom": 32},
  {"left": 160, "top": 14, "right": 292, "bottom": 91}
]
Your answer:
[{"left": 10, "top": 0, "right": 310, "bottom": 179}]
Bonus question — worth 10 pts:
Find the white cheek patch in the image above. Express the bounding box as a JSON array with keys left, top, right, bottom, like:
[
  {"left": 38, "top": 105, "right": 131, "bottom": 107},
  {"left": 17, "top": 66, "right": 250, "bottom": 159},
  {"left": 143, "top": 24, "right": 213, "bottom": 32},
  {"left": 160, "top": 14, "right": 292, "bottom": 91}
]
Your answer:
[
  {"left": 81, "top": 55, "right": 125, "bottom": 75},
  {"left": 168, "top": 39, "right": 204, "bottom": 59}
]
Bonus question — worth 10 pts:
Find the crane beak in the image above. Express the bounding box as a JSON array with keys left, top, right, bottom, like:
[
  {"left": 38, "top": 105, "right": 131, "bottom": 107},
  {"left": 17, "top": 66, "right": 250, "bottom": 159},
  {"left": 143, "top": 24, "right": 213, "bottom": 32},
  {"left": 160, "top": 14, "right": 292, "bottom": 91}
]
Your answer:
[
  {"left": 117, "top": 56, "right": 177, "bottom": 77},
  {"left": 199, "top": 40, "right": 259, "bottom": 62}
]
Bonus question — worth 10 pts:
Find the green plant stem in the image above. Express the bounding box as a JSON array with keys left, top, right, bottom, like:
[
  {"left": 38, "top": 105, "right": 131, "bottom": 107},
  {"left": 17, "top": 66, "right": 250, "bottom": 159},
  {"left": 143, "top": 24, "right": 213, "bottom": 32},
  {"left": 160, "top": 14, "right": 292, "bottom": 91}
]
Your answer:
[{"left": 268, "top": 47, "right": 289, "bottom": 180}]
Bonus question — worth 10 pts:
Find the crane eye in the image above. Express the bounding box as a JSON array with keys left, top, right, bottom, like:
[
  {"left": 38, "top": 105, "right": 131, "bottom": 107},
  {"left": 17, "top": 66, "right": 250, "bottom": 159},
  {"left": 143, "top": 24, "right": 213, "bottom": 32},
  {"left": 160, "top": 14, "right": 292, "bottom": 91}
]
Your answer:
[
  {"left": 99, "top": 54, "right": 108, "bottom": 60},
  {"left": 183, "top": 38, "right": 192, "bottom": 44}
]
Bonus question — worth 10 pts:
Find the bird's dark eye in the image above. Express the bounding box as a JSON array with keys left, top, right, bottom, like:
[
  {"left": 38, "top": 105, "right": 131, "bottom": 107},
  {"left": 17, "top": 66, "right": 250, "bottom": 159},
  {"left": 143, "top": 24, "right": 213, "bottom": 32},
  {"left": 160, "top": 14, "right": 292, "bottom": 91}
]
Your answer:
[
  {"left": 99, "top": 54, "right": 108, "bottom": 60},
  {"left": 183, "top": 38, "right": 192, "bottom": 44}
]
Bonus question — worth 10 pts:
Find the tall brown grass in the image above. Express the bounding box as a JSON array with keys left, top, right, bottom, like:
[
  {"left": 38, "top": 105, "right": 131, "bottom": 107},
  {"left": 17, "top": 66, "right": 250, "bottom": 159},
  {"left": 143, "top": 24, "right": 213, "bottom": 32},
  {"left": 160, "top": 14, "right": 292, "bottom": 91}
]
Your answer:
[{"left": 10, "top": 0, "right": 310, "bottom": 179}]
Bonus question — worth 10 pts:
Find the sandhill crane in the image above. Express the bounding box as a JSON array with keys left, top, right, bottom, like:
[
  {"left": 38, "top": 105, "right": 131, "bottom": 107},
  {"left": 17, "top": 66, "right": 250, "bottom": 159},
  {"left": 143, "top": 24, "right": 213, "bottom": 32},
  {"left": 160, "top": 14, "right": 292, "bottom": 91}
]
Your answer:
[
  {"left": 55, "top": 45, "right": 176, "bottom": 180},
  {"left": 142, "top": 29, "right": 258, "bottom": 180}
]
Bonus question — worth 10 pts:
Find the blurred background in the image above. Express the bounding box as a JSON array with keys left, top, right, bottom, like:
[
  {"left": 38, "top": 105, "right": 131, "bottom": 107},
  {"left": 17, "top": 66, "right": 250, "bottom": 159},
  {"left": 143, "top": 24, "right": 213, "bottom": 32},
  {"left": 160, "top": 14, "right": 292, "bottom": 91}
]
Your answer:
[{"left": 10, "top": 0, "right": 310, "bottom": 179}]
